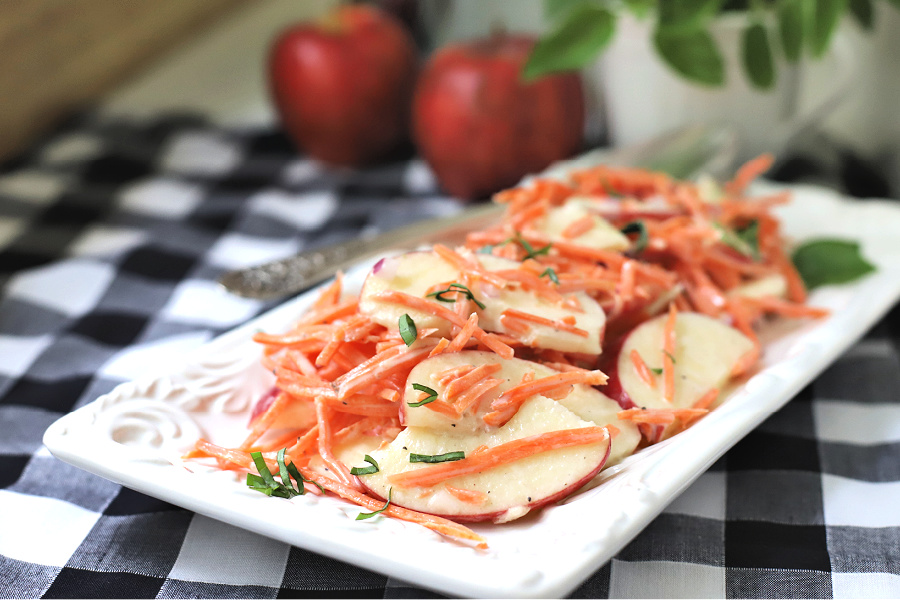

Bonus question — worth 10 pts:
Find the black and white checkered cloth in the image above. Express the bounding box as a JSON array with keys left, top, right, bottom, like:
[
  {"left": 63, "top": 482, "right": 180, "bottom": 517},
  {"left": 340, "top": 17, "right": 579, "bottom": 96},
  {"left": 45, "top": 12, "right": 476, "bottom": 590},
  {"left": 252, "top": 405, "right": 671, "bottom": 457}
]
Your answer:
[{"left": 1, "top": 113, "right": 899, "bottom": 599}]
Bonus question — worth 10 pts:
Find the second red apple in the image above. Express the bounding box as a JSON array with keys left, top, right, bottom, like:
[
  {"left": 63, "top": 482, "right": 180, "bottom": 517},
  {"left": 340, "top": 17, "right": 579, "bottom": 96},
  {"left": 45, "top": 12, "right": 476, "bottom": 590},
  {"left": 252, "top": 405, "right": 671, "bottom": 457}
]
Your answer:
[{"left": 412, "top": 35, "right": 585, "bottom": 200}]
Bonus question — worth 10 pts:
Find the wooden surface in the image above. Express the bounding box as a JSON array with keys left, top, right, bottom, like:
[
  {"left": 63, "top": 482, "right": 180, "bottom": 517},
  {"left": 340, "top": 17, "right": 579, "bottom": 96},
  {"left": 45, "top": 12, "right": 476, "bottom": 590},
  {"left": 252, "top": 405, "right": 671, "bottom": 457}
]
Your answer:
[{"left": 0, "top": 0, "right": 246, "bottom": 161}]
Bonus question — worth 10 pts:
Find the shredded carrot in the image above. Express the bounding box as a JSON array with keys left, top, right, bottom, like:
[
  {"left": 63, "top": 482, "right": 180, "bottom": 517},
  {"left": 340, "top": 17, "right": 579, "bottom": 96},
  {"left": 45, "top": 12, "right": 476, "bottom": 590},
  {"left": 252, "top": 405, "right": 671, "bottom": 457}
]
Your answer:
[
  {"left": 617, "top": 407, "right": 708, "bottom": 426},
  {"left": 444, "top": 485, "right": 488, "bottom": 505},
  {"left": 314, "top": 398, "right": 358, "bottom": 489},
  {"left": 428, "top": 337, "right": 450, "bottom": 357},
  {"left": 725, "top": 153, "right": 774, "bottom": 196},
  {"left": 630, "top": 349, "right": 657, "bottom": 389},
  {"left": 693, "top": 388, "right": 719, "bottom": 410},
  {"left": 454, "top": 377, "right": 503, "bottom": 414},
  {"left": 484, "top": 370, "right": 608, "bottom": 427},
  {"left": 500, "top": 308, "right": 589, "bottom": 338},
  {"left": 446, "top": 313, "right": 480, "bottom": 352},
  {"left": 444, "top": 363, "right": 503, "bottom": 402},
  {"left": 562, "top": 214, "right": 596, "bottom": 239},
  {"left": 662, "top": 303, "right": 678, "bottom": 404},
  {"left": 389, "top": 427, "right": 609, "bottom": 488}
]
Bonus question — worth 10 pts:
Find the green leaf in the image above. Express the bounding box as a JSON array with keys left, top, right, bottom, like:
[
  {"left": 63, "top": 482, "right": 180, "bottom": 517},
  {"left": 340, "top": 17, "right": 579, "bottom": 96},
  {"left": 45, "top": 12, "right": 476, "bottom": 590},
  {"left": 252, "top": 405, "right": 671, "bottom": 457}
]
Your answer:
[
  {"left": 540, "top": 267, "right": 560, "bottom": 284},
  {"left": 620, "top": 221, "right": 649, "bottom": 253},
  {"left": 808, "top": 0, "right": 848, "bottom": 58},
  {"left": 743, "top": 22, "right": 776, "bottom": 89},
  {"left": 543, "top": 0, "right": 592, "bottom": 22},
  {"left": 778, "top": 0, "right": 805, "bottom": 62},
  {"left": 791, "top": 239, "right": 875, "bottom": 290},
  {"left": 408, "top": 383, "right": 438, "bottom": 407},
  {"left": 246, "top": 473, "right": 274, "bottom": 496},
  {"left": 622, "top": 0, "right": 655, "bottom": 18},
  {"left": 290, "top": 463, "right": 325, "bottom": 494},
  {"left": 653, "top": 27, "right": 726, "bottom": 86},
  {"left": 276, "top": 448, "right": 298, "bottom": 495},
  {"left": 714, "top": 220, "right": 760, "bottom": 260},
  {"left": 399, "top": 314, "right": 417, "bottom": 347},
  {"left": 350, "top": 455, "right": 380, "bottom": 476},
  {"left": 848, "top": 0, "right": 874, "bottom": 28},
  {"left": 514, "top": 232, "right": 553, "bottom": 260},
  {"left": 251, "top": 451, "right": 278, "bottom": 489},
  {"left": 523, "top": 4, "right": 616, "bottom": 80},
  {"left": 426, "top": 282, "right": 486, "bottom": 310},
  {"left": 356, "top": 488, "right": 392, "bottom": 520},
  {"left": 657, "top": 0, "right": 723, "bottom": 32},
  {"left": 409, "top": 451, "right": 466, "bottom": 464}
]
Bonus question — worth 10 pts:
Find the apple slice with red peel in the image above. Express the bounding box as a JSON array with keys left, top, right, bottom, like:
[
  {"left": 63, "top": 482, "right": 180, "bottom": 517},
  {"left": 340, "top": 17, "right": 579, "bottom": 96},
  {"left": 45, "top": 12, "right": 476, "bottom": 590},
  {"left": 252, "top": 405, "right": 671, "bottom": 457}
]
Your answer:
[
  {"left": 556, "top": 386, "right": 641, "bottom": 467},
  {"left": 358, "top": 395, "right": 611, "bottom": 522},
  {"left": 401, "top": 351, "right": 639, "bottom": 465},
  {"left": 607, "top": 311, "right": 755, "bottom": 411},
  {"left": 359, "top": 250, "right": 607, "bottom": 355},
  {"left": 359, "top": 251, "right": 459, "bottom": 336},
  {"left": 533, "top": 198, "right": 630, "bottom": 252}
]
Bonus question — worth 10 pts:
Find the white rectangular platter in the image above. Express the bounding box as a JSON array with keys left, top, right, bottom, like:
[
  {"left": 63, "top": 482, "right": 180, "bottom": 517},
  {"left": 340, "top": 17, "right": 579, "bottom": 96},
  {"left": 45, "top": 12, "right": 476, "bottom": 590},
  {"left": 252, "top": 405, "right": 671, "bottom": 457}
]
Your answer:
[{"left": 44, "top": 183, "right": 900, "bottom": 598}]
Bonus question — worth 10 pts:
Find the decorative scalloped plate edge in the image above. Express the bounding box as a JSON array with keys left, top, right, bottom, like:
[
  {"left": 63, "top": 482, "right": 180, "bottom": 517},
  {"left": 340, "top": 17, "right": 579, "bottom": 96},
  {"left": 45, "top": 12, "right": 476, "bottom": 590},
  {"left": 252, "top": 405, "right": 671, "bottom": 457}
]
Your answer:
[{"left": 44, "top": 184, "right": 900, "bottom": 598}]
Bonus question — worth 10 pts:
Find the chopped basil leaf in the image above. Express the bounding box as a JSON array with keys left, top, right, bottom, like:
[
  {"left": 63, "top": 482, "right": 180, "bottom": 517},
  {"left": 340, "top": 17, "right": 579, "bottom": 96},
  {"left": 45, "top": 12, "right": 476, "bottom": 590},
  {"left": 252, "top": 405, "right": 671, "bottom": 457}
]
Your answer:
[
  {"left": 480, "top": 233, "right": 550, "bottom": 261},
  {"left": 714, "top": 220, "right": 760, "bottom": 260},
  {"left": 408, "top": 383, "right": 438, "bottom": 407},
  {"left": 247, "top": 449, "right": 321, "bottom": 498},
  {"left": 427, "top": 283, "right": 486, "bottom": 310},
  {"left": 356, "top": 488, "right": 392, "bottom": 520},
  {"left": 791, "top": 238, "right": 875, "bottom": 290},
  {"left": 277, "top": 448, "right": 298, "bottom": 495},
  {"left": 252, "top": 451, "right": 278, "bottom": 489},
  {"left": 350, "top": 454, "right": 380, "bottom": 476},
  {"left": 540, "top": 267, "right": 560, "bottom": 285},
  {"left": 399, "top": 314, "right": 417, "bottom": 346},
  {"left": 650, "top": 367, "right": 663, "bottom": 375},
  {"left": 410, "top": 451, "right": 466, "bottom": 463},
  {"left": 736, "top": 220, "right": 761, "bottom": 260},
  {"left": 295, "top": 465, "right": 325, "bottom": 494},
  {"left": 514, "top": 232, "right": 552, "bottom": 260},
  {"left": 246, "top": 473, "right": 275, "bottom": 496},
  {"left": 620, "top": 221, "right": 649, "bottom": 253}
]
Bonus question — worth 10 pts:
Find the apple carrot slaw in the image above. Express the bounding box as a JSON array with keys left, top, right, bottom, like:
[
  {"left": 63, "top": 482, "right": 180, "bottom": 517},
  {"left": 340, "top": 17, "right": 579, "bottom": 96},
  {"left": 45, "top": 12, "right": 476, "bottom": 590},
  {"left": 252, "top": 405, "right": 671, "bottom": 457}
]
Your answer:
[{"left": 186, "top": 154, "right": 828, "bottom": 548}]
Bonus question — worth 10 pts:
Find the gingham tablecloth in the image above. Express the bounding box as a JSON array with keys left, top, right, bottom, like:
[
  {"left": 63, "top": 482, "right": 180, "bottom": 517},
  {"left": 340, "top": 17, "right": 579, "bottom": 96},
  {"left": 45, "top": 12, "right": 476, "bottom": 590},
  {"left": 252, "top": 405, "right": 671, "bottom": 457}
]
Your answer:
[{"left": 1, "top": 114, "right": 899, "bottom": 599}]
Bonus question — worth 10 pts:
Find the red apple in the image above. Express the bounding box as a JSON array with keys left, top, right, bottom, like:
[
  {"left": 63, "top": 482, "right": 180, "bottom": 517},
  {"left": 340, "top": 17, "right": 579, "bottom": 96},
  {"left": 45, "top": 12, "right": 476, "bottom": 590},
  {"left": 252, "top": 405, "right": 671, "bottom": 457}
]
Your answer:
[
  {"left": 412, "top": 34, "right": 585, "bottom": 200},
  {"left": 268, "top": 5, "right": 418, "bottom": 166}
]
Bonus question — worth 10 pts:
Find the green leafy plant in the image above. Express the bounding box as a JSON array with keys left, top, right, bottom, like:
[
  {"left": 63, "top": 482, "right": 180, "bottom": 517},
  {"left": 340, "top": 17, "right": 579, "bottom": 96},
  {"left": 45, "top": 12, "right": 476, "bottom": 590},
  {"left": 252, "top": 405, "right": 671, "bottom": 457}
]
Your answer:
[{"left": 525, "top": 0, "right": 899, "bottom": 89}]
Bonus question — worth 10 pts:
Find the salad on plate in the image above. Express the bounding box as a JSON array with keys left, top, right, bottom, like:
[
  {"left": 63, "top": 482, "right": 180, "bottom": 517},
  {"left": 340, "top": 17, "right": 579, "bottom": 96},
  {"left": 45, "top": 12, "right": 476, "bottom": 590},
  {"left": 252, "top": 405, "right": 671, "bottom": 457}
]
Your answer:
[{"left": 185, "top": 155, "right": 838, "bottom": 548}]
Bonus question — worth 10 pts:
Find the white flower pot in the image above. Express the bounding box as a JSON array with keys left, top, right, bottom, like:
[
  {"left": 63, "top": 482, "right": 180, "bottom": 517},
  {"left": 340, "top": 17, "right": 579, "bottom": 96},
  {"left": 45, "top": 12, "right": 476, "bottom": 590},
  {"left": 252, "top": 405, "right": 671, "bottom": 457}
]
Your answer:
[{"left": 588, "top": 13, "right": 856, "bottom": 163}]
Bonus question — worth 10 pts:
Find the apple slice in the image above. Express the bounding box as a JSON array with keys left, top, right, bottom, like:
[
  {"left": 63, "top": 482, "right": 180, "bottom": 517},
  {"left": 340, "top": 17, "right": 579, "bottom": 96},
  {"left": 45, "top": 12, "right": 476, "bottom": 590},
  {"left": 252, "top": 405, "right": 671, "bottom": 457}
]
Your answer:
[
  {"left": 401, "top": 350, "right": 639, "bottom": 465},
  {"left": 533, "top": 197, "right": 630, "bottom": 251},
  {"left": 359, "top": 251, "right": 459, "bottom": 336},
  {"left": 607, "top": 311, "right": 755, "bottom": 411},
  {"left": 358, "top": 395, "right": 611, "bottom": 522},
  {"left": 727, "top": 274, "right": 788, "bottom": 300},
  {"left": 359, "top": 250, "right": 607, "bottom": 355},
  {"left": 475, "top": 254, "right": 606, "bottom": 355}
]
